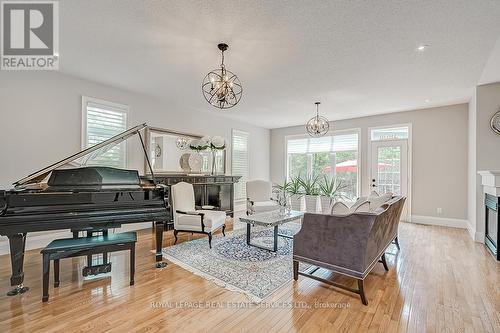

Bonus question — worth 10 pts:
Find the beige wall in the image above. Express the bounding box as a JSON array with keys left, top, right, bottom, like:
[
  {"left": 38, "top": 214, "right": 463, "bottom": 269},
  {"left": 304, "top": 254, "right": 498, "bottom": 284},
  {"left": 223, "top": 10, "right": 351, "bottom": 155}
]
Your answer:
[
  {"left": 0, "top": 71, "right": 270, "bottom": 188},
  {"left": 468, "top": 82, "right": 500, "bottom": 241},
  {"left": 270, "top": 104, "right": 469, "bottom": 220},
  {"left": 0, "top": 71, "right": 270, "bottom": 254}
]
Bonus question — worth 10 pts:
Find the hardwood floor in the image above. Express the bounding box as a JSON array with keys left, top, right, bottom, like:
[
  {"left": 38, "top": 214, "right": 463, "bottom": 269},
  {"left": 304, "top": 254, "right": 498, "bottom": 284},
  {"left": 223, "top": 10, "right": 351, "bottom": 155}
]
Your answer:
[{"left": 0, "top": 221, "right": 498, "bottom": 333}]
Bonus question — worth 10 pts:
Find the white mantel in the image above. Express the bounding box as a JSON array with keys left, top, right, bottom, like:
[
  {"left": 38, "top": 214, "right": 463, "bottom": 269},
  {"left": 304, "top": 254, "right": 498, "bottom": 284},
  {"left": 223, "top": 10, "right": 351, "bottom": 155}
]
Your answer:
[{"left": 478, "top": 170, "right": 500, "bottom": 196}]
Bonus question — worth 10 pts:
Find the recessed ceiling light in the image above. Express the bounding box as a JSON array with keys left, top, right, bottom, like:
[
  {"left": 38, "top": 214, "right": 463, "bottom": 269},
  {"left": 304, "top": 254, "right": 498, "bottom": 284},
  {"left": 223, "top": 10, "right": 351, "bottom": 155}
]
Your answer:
[
  {"left": 417, "top": 45, "right": 429, "bottom": 51},
  {"left": 425, "top": 99, "right": 430, "bottom": 103}
]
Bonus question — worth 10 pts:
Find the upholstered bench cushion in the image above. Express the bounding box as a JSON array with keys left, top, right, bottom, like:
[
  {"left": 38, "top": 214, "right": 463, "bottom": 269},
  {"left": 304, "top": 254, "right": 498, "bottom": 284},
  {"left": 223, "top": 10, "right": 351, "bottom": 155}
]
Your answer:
[{"left": 41, "top": 232, "right": 137, "bottom": 253}]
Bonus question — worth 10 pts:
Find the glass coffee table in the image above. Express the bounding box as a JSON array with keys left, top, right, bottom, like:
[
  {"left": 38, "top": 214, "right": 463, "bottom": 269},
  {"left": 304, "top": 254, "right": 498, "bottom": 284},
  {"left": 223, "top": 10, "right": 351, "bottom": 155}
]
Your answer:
[{"left": 239, "top": 210, "right": 304, "bottom": 252}]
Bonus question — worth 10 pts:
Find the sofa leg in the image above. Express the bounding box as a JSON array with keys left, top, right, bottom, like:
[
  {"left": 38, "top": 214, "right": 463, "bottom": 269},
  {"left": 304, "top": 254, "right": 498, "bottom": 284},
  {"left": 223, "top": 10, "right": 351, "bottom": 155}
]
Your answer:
[
  {"left": 293, "top": 260, "right": 299, "bottom": 281},
  {"left": 357, "top": 279, "right": 368, "bottom": 305},
  {"left": 380, "top": 253, "right": 389, "bottom": 271},
  {"left": 394, "top": 236, "right": 400, "bottom": 250},
  {"left": 208, "top": 233, "right": 212, "bottom": 249},
  {"left": 222, "top": 224, "right": 226, "bottom": 237},
  {"left": 173, "top": 230, "right": 178, "bottom": 245}
]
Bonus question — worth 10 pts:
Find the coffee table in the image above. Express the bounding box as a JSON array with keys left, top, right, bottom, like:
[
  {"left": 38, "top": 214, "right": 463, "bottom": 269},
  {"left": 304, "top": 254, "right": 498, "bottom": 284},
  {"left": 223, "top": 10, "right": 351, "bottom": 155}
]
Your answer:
[{"left": 239, "top": 210, "right": 304, "bottom": 252}]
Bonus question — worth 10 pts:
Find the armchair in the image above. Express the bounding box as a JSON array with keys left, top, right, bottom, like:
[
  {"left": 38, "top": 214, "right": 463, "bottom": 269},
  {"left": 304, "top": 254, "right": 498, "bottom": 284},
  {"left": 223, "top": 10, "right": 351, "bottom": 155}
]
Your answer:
[
  {"left": 246, "top": 180, "right": 279, "bottom": 215},
  {"left": 293, "top": 196, "right": 405, "bottom": 305},
  {"left": 171, "top": 182, "right": 227, "bottom": 248}
]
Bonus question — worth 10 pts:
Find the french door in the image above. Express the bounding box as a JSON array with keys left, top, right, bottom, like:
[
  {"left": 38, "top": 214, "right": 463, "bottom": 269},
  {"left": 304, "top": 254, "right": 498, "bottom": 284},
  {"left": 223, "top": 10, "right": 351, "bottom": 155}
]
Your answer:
[{"left": 370, "top": 140, "right": 410, "bottom": 221}]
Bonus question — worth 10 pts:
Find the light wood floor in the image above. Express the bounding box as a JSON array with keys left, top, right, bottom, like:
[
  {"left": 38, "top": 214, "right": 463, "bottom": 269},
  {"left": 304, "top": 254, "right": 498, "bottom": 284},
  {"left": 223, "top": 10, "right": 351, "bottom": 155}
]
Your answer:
[{"left": 0, "top": 221, "right": 498, "bottom": 333}]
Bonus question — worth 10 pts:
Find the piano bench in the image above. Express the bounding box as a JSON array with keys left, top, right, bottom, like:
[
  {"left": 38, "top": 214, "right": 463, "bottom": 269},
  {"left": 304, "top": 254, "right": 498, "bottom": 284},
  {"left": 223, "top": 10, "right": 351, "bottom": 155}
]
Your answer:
[{"left": 40, "top": 232, "right": 137, "bottom": 302}]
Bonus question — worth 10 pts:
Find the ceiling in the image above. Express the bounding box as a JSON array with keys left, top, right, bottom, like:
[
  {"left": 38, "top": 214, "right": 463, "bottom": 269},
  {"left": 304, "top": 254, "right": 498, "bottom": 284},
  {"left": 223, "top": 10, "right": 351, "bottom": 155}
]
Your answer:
[{"left": 60, "top": 0, "right": 500, "bottom": 128}]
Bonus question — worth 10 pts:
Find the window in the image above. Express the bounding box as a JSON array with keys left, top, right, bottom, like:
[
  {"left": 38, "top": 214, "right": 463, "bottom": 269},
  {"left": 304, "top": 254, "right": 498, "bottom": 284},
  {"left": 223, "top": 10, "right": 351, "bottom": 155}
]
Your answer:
[
  {"left": 232, "top": 130, "right": 249, "bottom": 201},
  {"left": 371, "top": 126, "right": 409, "bottom": 141},
  {"left": 286, "top": 131, "right": 359, "bottom": 200},
  {"left": 82, "top": 96, "right": 128, "bottom": 168}
]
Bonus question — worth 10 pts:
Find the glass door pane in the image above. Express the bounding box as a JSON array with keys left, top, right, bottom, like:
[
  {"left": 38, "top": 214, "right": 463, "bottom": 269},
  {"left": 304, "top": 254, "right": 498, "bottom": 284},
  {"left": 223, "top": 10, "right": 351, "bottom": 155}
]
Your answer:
[{"left": 377, "top": 146, "right": 401, "bottom": 195}]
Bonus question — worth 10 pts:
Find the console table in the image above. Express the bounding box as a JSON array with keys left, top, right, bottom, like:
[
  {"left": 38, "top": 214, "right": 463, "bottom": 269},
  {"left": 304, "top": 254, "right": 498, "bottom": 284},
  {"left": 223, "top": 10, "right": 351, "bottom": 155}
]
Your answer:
[{"left": 146, "top": 174, "right": 241, "bottom": 229}]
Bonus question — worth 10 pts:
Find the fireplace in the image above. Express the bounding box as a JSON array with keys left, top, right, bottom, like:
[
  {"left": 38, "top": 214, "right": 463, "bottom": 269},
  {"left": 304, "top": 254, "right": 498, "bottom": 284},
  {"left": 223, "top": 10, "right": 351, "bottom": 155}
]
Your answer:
[
  {"left": 478, "top": 171, "right": 500, "bottom": 261},
  {"left": 484, "top": 194, "right": 499, "bottom": 260}
]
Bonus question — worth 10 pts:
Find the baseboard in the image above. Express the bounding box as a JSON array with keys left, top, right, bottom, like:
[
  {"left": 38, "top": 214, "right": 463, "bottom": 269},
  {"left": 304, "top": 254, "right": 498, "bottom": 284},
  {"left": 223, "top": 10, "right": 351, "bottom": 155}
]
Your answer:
[
  {"left": 411, "top": 215, "right": 468, "bottom": 229},
  {"left": 0, "top": 222, "right": 152, "bottom": 256}
]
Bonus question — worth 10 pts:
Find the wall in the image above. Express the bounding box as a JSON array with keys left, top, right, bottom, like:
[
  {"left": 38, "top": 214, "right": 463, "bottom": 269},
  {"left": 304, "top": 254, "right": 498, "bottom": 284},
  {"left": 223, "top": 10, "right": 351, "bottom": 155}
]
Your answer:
[
  {"left": 0, "top": 71, "right": 270, "bottom": 253},
  {"left": 271, "top": 104, "right": 469, "bottom": 223},
  {"left": 469, "top": 82, "right": 500, "bottom": 242}
]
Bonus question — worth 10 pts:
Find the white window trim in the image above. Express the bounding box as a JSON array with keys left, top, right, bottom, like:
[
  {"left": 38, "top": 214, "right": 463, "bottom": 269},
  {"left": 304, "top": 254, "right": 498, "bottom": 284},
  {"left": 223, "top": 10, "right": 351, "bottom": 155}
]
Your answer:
[
  {"left": 284, "top": 128, "right": 361, "bottom": 198},
  {"left": 367, "top": 123, "right": 412, "bottom": 221},
  {"left": 81, "top": 95, "right": 130, "bottom": 167},
  {"left": 231, "top": 129, "right": 250, "bottom": 202}
]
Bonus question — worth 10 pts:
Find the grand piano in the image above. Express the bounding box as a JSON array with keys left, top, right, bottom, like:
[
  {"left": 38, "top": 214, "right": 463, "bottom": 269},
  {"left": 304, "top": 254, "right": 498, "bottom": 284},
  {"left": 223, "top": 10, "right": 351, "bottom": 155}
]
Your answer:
[{"left": 0, "top": 123, "right": 169, "bottom": 296}]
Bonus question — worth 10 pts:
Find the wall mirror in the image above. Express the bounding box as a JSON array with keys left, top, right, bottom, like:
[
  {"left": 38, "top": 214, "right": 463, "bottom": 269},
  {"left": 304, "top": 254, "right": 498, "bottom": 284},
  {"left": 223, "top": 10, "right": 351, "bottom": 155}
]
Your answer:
[{"left": 144, "top": 127, "right": 226, "bottom": 175}]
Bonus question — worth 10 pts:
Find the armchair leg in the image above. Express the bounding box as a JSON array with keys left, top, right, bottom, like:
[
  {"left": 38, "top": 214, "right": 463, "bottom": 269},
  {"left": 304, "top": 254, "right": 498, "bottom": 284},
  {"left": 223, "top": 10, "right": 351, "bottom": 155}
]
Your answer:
[
  {"left": 394, "top": 236, "right": 400, "bottom": 250},
  {"left": 222, "top": 224, "right": 226, "bottom": 237},
  {"left": 173, "top": 230, "right": 178, "bottom": 245},
  {"left": 380, "top": 253, "right": 389, "bottom": 271},
  {"left": 357, "top": 279, "right": 368, "bottom": 305},
  {"left": 208, "top": 233, "right": 212, "bottom": 249},
  {"left": 293, "top": 260, "right": 299, "bottom": 281}
]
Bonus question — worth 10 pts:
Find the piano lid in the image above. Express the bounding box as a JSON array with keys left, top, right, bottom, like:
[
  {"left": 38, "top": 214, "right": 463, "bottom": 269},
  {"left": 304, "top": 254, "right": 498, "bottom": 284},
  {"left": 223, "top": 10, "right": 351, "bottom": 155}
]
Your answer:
[{"left": 13, "top": 123, "right": 149, "bottom": 188}]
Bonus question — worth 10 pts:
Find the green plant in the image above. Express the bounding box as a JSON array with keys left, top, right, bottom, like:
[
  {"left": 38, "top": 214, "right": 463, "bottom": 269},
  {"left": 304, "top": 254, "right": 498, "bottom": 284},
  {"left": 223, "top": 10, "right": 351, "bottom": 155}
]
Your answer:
[
  {"left": 299, "top": 173, "right": 320, "bottom": 196},
  {"left": 272, "top": 181, "right": 290, "bottom": 206},
  {"left": 287, "top": 175, "right": 303, "bottom": 195},
  {"left": 319, "top": 175, "right": 347, "bottom": 199}
]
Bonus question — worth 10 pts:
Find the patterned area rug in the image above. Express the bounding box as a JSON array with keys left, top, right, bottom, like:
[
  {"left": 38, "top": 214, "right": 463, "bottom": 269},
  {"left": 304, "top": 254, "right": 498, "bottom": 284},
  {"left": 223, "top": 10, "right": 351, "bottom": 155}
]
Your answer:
[{"left": 162, "top": 224, "right": 302, "bottom": 302}]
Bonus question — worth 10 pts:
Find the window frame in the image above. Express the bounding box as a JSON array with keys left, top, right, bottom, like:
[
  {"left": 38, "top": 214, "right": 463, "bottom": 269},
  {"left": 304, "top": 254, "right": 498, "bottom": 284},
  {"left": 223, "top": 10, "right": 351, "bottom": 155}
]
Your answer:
[
  {"left": 81, "top": 95, "right": 130, "bottom": 168},
  {"left": 285, "top": 128, "right": 361, "bottom": 198},
  {"left": 231, "top": 129, "right": 250, "bottom": 202}
]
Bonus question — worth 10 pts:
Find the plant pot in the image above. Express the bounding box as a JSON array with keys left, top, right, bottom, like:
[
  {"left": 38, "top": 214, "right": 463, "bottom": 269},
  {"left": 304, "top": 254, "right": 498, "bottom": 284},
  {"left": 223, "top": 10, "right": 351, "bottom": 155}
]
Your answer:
[
  {"left": 320, "top": 196, "right": 335, "bottom": 214},
  {"left": 305, "top": 195, "right": 321, "bottom": 213},
  {"left": 289, "top": 194, "right": 302, "bottom": 211}
]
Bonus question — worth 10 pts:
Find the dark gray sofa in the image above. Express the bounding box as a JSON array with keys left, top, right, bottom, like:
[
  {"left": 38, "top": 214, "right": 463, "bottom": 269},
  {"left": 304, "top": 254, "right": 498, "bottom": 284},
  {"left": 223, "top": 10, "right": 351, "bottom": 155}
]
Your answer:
[{"left": 292, "top": 196, "right": 405, "bottom": 305}]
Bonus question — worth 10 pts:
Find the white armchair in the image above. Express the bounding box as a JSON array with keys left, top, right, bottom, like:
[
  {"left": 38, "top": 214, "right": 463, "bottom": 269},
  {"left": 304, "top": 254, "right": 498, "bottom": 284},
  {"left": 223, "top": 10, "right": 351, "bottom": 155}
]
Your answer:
[
  {"left": 246, "top": 180, "right": 279, "bottom": 215},
  {"left": 171, "top": 182, "right": 226, "bottom": 248}
]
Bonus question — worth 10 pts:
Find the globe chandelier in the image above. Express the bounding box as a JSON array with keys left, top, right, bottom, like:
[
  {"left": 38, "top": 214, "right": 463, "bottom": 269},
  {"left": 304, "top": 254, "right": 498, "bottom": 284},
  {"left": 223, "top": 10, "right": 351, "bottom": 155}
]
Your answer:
[
  {"left": 306, "top": 102, "right": 330, "bottom": 137},
  {"left": 202, "top": 43, "right": 243, "bottom": 109}
]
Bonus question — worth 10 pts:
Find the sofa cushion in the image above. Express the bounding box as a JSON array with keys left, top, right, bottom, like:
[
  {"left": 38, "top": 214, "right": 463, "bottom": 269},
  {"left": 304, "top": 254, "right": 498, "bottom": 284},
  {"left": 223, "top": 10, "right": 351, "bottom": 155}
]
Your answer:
[
  {"left": 368, "top": 193, "right": 393, "bottom": 211},
  {"left": 331, "top": 202, "right": 350, "bottom": 215}
]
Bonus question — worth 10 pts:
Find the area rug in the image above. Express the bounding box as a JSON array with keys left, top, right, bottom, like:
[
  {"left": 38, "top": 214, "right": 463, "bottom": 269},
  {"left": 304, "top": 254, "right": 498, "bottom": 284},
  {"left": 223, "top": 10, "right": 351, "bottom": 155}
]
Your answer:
[{"left": 162, "top": 224, "right": 303, "bottom": 302}]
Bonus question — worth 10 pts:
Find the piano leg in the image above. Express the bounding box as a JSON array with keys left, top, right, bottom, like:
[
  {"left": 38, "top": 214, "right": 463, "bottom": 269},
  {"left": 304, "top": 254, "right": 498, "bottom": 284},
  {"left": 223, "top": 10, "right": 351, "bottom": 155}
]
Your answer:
[
  {"left": 154, "top": 221, "right": 167, "bottom": 269},
  {"left": 7, "top": 233, "right": 30, "bottom": 296}
]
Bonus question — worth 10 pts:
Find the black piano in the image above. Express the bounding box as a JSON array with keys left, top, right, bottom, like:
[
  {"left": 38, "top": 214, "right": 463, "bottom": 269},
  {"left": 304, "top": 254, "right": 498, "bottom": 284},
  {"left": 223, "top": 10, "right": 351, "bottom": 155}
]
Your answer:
[{"left": 0, "top": 123, "right": 169, "bottom": 296}]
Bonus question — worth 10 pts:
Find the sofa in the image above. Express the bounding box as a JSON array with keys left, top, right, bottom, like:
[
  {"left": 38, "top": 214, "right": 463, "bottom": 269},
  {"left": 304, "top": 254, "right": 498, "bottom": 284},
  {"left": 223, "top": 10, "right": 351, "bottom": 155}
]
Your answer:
[{"left": 292, "top": 196, "right": 405, "bottom": 305}]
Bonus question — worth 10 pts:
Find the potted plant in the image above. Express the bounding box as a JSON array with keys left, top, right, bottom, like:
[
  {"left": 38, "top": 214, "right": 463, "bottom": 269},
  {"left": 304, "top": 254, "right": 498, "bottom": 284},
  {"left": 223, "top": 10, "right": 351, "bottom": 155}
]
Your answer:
[
  {"left": 319, "top": 175, "right": 347, "bottom": 214},
  {"left": 188, "top": 138, "right": 210, "bottom": 173},
  {"left": 299, "top": 173, "right": 321, "bottom": 213},
  {"left": 287, "top": 175, "right": 303, "bottom": 211},
  {"left": 272, "top": 181, "right": 291, "bottom": 215}
]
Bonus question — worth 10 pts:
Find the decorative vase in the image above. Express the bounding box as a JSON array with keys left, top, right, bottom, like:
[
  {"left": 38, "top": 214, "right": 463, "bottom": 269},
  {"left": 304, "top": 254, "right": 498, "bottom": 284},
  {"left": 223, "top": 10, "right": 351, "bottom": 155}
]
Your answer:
[
  {"left": 320, "top": 196, "right": 334, "bottom": 214},
  {"left": 305, "top": 195, "right": 322, "bottom": 213},
  {"left": 289, "top": 194, "right": 302, "bottom": 211},
  {"left": 211, "top": 150, "right": 216, "bottom": 175}
]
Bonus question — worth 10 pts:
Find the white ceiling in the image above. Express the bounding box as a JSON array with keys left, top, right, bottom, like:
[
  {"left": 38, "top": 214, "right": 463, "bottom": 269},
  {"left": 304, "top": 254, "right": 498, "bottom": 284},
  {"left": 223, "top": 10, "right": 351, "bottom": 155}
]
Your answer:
[{"left": 60, "top": 0, "right": 500, "bottom": 128}]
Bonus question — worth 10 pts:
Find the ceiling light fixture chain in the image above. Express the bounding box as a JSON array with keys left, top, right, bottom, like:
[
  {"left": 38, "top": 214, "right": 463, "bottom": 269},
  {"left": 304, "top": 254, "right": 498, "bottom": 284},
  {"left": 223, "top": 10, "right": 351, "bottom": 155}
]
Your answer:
[
  {"left": 306, "top": 101, "right": 330, "bottom": 137},
  {"left": 202, "top": 43, "right": 242, "bottom": 109}
]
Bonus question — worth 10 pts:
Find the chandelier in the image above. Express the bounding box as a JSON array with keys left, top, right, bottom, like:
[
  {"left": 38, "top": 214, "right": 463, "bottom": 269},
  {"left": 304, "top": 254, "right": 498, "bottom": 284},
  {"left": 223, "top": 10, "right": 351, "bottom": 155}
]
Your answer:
[
  {"left": 306, "top": 102, "right": 329, "bottom": 137},
  {"left": 202, "top": 43, "right": 243, "bottom": 109}
]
